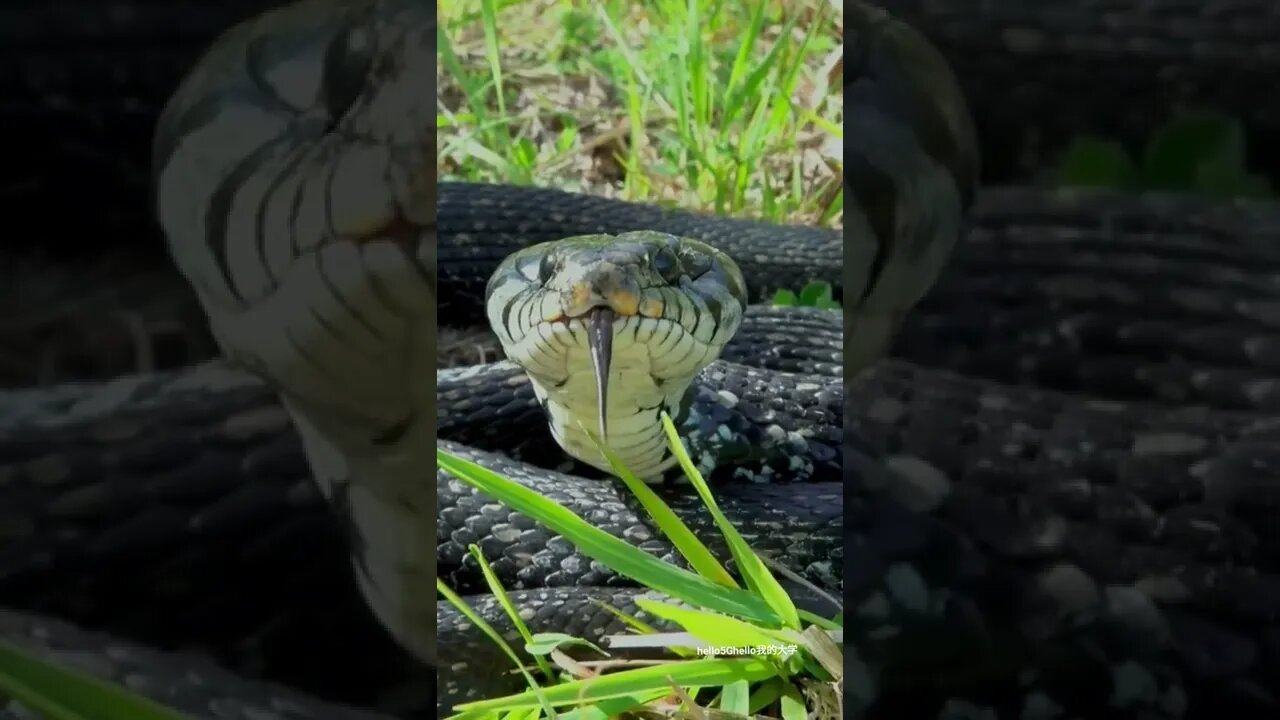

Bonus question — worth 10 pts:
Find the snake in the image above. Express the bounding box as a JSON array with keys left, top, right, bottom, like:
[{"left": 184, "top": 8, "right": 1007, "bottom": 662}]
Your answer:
[{"left": 3, "top": 1, "right": 1280, "bottom": 719}]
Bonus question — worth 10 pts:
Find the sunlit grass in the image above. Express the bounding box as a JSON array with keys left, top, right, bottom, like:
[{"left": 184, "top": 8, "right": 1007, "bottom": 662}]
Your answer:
[
  {"left": 437, "top": 0, "right": 843, "bottom": 227},
  {"left": 437, "top": 413, "right": 844, "bottom": 719}
]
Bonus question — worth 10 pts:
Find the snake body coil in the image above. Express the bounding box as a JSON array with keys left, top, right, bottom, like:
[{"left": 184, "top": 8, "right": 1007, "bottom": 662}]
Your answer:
[{"left": 153, "top": 0, "right": 442, "bottom": 672}]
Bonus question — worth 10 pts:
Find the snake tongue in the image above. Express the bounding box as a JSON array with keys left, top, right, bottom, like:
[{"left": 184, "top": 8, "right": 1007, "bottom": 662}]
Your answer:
[{"left": 586, "top": 307, "right": 615, "bottom": 441}]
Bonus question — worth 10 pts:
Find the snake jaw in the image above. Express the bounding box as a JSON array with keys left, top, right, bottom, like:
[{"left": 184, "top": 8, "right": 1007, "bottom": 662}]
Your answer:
[{"left": 586, "top": 307, "right": 615, "bottom": 441}]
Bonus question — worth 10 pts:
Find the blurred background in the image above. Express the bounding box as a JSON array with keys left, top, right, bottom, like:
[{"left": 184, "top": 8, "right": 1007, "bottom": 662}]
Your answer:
[
  {"left": 1, "top": 0, "right": 1278, "bottom": 715},
  {"left": 5, "top": 1, "right": 1275, "bottom": 388}
]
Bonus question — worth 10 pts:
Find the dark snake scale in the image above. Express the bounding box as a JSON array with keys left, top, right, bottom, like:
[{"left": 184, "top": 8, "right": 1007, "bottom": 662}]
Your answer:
[{"left": 3, "top": 1, "right": 1280, "bottom": 719}]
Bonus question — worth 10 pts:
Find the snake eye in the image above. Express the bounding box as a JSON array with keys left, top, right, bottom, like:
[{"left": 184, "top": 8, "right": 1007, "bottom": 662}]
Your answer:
[
  {"left": 320, "top": 25, "right": 374, "bottom": 125},
  {"left": 538, "top": 253, "right": 557, "bottom": 284},
  {"left": 652, "top": 247, "right": 680, "bottom": 280}
]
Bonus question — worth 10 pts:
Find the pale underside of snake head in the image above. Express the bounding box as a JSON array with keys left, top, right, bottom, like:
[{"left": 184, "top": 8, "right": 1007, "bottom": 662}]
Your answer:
[
  {"left": 153, "top": 0, "right": 434, "bottom": 451},
  {"left": 151, "top": 0, "right": 439, "bottom": 666},
  {"left": 485, "top": 232, "right": 747, "bottom": 480}
]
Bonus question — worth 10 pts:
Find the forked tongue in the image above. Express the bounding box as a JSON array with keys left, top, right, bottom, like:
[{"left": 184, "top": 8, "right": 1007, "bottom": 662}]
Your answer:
[{"left": 586, "top": 307, "right": 615, "bottom": 441}]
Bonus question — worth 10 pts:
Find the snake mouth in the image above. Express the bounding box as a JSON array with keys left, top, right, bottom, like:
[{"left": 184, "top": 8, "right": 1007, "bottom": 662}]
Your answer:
[{"left": 585, "top": 307, "right": 615, "bottom": 442}]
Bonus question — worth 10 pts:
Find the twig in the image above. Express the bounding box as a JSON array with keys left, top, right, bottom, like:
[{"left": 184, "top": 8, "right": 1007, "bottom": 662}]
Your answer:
[
  {"left": 624, "top": 705, "right": 771, "bottom": 720},
  {"left": 759, "top": 553, "right": 842, "bottom": 612},
  {"left": 604, "top": 630, "right": 841, "bottom": 650}
]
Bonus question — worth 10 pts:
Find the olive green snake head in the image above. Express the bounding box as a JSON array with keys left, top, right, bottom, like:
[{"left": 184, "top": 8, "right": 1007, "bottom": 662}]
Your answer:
[{"left": 484, "top": 232, "right": 748, "bottom": 479}]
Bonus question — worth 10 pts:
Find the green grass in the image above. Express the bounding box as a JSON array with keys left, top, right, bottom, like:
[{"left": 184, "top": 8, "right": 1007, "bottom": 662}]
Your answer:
[
  {"left": 1055, "top": 110, "right": 1273, "bottom": 199},
  {"left": 771, "top": 280, "right": 840, "bottom": 310},
  {"left": 437, "top": 413, "right": 843, "bottom": 719},
  {"left": 438, "top": 0, "right": 844, "bottom": 228},
  {"left": 0, "top": 638, "right": 189, "bottom": 720}
]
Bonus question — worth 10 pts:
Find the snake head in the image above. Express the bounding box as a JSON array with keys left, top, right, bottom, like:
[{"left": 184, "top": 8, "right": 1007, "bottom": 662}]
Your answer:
[
  {"left": 153, "top": 0, "right": 436, "bottom": 451},
  {"left": 485, "top": 231, "right": 746, "bottom": 475},
  {"left": 150, "top": 0, "right": 439, "bottom": 668}
]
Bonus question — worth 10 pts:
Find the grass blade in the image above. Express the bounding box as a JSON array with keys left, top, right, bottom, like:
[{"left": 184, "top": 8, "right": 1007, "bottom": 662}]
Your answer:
[
  {"left": 797, "top": 625, "right": 843, "bottom": 681},
  {"left": 657, "top": 413, "right": 801, "bottom": 630},
  {"left": 469, "top": 544, "right": 557, "bottom": 682},
  {"left": 633, "top": 599, "right": 797, "bottom": 671},
  {"left": 779, "top": 681, "right": 807, "bottom": 720},
  {"left": 587, "top": 430, "right": 739, "bottom": 589},
  {"left": 437, "top": 449, "right": 779, "bottom": 624},
  {"left": 592, "top": 601, "right": 698, "bottom": 660},
  {"left": 438, "top": 581, "right": 556, "bottom": 719},
  {"left": 452, "top": 657, "right": 779, "bottom": 712},
  {"left": 0, "top": 639, "right": 189, "bottom": 720},
  {"left": 685, "top": 0, "right": 709, "bottom": 137},
  {"left": 748, "top": 677, "right": 785, "bottom": 713},
  {"left": 479, "top": 0, "right": 506, "bottom": 116},
  {"left": 437, "top": 23, "right": 488, "bottom": 126},
  {"left": 722, "top": 0, "right": 767, "bottom": 126},
  {"left": 795, "top": 609, "right": 841, "bottom": 632},
  {"left": 720, "top": 678, "right": 750, "bottom": 714},
  {"left": 554, "top": 689, "right": 673, "bottom": 719}
]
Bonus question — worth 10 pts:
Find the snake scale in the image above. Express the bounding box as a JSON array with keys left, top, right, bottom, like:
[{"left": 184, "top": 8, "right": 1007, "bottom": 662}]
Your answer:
[{"left": 2, "top": 1, "right": 1280, "bottom": 719}]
